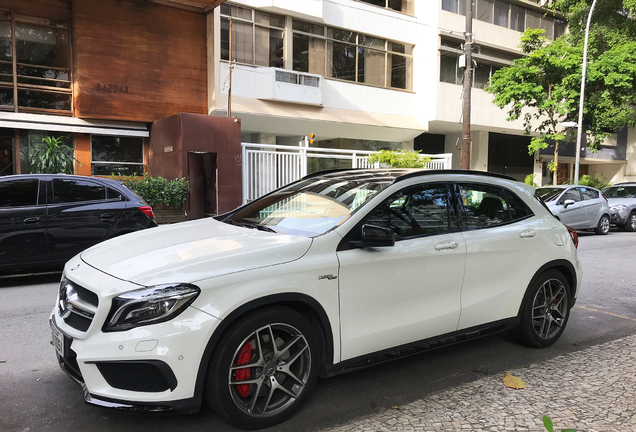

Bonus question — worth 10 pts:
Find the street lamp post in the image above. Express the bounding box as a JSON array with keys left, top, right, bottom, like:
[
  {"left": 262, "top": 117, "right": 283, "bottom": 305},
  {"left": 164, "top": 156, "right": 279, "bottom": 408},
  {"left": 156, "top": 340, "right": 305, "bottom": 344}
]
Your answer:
[{"left": 574, "top": 0, "right": 598, "bottom": 185}]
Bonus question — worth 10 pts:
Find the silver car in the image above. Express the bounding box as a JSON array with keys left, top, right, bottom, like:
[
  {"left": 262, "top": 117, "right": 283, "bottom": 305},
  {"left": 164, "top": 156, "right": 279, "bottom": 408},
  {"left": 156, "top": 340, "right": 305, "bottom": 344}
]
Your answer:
[
  {"left": 603, "top": 183, "right": 636, "bottom": 231},
  {"left": 536, "top": 185, "right": 611, "bottom": 235}
]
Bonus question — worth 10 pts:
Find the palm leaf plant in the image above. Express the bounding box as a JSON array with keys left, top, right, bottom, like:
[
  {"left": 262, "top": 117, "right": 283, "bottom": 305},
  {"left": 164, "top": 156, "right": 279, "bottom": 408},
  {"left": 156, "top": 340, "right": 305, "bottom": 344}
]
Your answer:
[{"left": 29, "top": 136, "right": 79, "bottom": 174}]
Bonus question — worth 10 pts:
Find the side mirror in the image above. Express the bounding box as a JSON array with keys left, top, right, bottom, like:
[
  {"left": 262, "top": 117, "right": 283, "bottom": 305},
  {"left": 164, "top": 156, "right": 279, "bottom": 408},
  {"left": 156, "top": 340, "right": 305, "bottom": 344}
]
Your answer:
[
  {"left": 350, "top": 224, "right": 395, "bottom": 249},
  {"left": 563, "top": 199, "right": 575, "bottom": 208}
]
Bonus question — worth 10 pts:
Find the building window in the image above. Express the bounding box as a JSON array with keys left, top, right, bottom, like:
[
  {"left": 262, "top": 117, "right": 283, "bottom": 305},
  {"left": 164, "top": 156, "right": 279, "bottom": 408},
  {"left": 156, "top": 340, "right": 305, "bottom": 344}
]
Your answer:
[
  {"left": 293, "top": 19, "right": 413, "bottom": 90},
  {"left": 0, "top": 11, "right": 71, "bottom": 114},
  {"left": 442, "top": 0, "right": 565, "bottom": 41},
  {"left": 91, "top": 135, "right": 144, "bottom": 176},
  {"left": 357, "top": 0, "right": 414, "bottom": 15},
  {"left": 19, "top": 130, "right": 71, "bottom": 173},
  {"left": 439, "top": 38, "right": 509, "bottom": 88},
  {"left": 220, "top": 4, "right": 284, "bottom": 68}
]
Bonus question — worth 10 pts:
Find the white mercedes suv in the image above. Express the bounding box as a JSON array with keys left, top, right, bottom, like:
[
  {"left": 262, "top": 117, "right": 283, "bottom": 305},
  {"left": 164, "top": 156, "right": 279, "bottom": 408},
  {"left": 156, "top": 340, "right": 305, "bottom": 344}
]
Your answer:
[{"left": 50, "top": 169, "right": 582, "bottom": 429}]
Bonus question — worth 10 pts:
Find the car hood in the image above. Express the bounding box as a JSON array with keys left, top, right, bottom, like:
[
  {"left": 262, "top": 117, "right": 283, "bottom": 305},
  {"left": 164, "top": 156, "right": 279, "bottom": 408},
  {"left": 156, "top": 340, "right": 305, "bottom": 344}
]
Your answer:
[
  {"left": 80, "top": 218, "right": 312, "bottom": 286},
  {"left": 606, "top": 197, "right": 636, "bottom": 207}
]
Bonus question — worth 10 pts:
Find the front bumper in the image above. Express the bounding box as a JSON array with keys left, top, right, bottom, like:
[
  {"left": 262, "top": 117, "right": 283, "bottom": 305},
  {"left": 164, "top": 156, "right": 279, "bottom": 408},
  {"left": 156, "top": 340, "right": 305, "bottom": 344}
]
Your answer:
[
  {"left": 610, "top": 209, "right": 629, "bottom": 225},
  {"left": 51, "top": 258, "right": 221, "bottom": 412}
]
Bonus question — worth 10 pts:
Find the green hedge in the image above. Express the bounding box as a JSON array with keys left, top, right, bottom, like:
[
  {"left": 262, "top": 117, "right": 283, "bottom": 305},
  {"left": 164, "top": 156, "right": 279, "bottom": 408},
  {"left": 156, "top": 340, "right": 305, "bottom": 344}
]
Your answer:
[{"left": 113, "top": 173, "right": 190, "bottom": 209}]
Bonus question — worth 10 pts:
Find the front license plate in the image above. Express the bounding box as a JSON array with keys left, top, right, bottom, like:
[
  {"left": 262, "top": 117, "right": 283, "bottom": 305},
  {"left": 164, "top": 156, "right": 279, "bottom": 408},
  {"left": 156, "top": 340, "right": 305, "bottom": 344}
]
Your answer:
[{"left": 51, "top": 321, "right": 64, "bottom": 357}]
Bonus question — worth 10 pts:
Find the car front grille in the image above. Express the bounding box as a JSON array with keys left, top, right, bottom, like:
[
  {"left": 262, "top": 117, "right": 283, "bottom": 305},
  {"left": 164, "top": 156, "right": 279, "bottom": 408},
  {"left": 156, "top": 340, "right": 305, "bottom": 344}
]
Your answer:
[{"left": 58, "top": 278, "right": 99, "bottom": 332}]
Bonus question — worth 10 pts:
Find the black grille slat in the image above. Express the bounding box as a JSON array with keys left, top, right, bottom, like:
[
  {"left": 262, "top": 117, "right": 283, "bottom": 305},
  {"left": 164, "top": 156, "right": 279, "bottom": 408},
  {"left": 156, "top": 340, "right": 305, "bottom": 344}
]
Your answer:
[{"left": 96, "top": 362, "right": 177, "bottom": 393}]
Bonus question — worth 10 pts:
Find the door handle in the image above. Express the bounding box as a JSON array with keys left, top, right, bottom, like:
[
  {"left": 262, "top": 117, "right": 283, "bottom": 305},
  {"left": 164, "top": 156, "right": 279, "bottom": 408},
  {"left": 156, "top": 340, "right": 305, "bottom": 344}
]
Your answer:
[
  {"left": 435, "top": 241, "right": 458, "bottom": 251},
  {"left": 520, "top": 230, "right": 537, "bottom": 238},
  {"left": 100, "top": 213, "right": 115, "bottom": 220},
  {"left": 23, "top": 217, "right": 41, "bottom": 225}
]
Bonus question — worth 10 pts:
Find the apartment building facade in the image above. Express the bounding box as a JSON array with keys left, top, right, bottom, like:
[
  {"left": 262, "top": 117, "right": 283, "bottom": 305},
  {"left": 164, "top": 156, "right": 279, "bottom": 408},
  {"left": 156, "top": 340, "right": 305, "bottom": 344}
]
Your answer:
[
  {"left": 208, "top": 0, "right": 634, "bottom": 184},
  {"left": 1, "top": 0, "right": 632, "bottom": 190}
]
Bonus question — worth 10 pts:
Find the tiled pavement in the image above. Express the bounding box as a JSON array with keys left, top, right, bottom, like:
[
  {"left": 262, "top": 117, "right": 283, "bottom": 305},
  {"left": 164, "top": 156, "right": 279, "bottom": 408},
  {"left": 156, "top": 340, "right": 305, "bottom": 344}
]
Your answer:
[{"left": 320, "top": 335, "right": 636, "bottom": 432}]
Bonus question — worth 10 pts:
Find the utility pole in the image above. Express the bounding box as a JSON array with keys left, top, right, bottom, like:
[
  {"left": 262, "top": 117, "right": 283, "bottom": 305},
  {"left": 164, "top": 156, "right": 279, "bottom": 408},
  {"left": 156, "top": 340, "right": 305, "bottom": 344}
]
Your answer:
[
  {"left": 460, "top": 0, "right": 474, "bottom": 170},
  {"left": 227, "top": 17, "right": 233, "bottom": 117}
]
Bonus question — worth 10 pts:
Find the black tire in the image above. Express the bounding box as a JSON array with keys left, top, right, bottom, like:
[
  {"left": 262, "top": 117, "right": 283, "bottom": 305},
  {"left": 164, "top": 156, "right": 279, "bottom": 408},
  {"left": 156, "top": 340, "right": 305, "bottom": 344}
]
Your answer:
[
  {"left": 624, "top": 212, "right": 636, "bottom": 232},
  {"left": 511, "top": 270, "right": 571, "bottom": 348},
  {"left": 205, "top": 307, "right": 321, "bottom": 429},
  {"left": 595, "top": 214, "right": 610, "bottom": 235}
]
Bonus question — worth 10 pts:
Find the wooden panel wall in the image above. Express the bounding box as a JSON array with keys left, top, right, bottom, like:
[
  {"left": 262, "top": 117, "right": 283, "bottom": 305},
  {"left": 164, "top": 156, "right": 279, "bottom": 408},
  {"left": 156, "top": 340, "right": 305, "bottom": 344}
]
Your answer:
[
  {"left": 74, "top": 133, "right": 92, "bottom": 176},
  {"left": 0, "top": 0, "right": 70, "bottom": 21},
  {"left": 73, "top": 0, "right": 208, "bottom": 123}
]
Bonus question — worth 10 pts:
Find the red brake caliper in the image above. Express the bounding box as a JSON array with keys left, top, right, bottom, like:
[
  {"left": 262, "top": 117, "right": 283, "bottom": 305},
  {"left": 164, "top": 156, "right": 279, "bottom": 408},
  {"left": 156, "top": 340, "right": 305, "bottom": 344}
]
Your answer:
[{"left": 235, "top": 342, "right": 252, "bottom": 398}]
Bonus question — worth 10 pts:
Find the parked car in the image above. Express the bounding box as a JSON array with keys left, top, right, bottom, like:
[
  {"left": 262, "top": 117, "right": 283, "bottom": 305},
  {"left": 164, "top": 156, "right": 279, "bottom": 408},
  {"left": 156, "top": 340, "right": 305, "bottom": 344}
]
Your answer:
[
  {"left": 535, "top": 185, "right": 611, "bottom": 235},
  {"left": 50, "top": 169, "right": 581, "bottom": 429},
  {"left": 0, "top": 174, "right": 157, "bottom": 273},
  {"left": 602, "top": 182, "right": 636, "bottom": 231}
]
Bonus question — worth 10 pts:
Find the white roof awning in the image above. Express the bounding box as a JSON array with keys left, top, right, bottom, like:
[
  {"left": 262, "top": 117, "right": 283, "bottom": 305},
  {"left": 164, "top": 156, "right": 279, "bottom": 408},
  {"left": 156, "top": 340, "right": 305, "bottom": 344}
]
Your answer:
[{"left": 0, "top": 112, "right": 149, "bottom": 137}]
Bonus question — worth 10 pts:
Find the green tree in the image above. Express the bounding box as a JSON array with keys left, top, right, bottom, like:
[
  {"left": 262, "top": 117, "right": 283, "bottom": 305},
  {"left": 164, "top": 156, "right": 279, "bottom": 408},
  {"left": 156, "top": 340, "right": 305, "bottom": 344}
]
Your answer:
[
  {"left": 28, "top": 136, "right": 79, "bottom": 174},
  {"left": 486, "top": 1, "right": 636, "bottom": 185},
  {"left": 486, "top": 29, "right": 580, "bottom": 185}
]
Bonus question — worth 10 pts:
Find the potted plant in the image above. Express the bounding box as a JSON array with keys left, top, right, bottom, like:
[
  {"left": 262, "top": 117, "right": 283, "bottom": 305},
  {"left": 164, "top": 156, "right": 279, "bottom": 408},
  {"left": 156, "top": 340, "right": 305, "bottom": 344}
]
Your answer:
[
  {"left": 29, "top": 136, "right": 79, "bottom": 174},
  {"left": 114, "top": 173, "right": 190, "bottom": 224}
]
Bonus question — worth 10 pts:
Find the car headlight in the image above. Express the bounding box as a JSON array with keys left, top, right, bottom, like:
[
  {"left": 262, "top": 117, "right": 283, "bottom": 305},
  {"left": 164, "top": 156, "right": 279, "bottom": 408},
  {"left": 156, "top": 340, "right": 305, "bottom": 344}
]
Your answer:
[
  {"left": 103, "top": 283, "right": 200, "bottom": 332},
  {"left": 610, "top": 205, "right": 628, "bottom": 212}
]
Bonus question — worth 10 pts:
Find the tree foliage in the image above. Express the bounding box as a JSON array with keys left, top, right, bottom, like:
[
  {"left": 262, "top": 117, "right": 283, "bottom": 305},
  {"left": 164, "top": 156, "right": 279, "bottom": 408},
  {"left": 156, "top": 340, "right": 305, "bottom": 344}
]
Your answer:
[
  {"left": 28, "top": 136, "right": 79, "bottom": 174},
  {"left": 367, "top": 150, "right": 432, "bottom": 168},
  {"left": 486, "top": 0, "right": 636, "bottom": 184}
]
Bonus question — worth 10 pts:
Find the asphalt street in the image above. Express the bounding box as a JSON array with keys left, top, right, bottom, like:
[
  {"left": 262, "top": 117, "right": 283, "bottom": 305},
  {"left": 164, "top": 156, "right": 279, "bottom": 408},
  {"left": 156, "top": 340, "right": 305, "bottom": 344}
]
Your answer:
[{"left": 0, "top": 229, "right": 634, "bottom": 432}]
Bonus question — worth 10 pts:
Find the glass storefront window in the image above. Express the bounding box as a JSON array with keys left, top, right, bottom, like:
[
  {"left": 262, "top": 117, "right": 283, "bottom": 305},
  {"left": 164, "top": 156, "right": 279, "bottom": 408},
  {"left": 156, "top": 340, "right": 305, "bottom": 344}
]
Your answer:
[
  {"left": 91, "top": 136, "right": 144, "bottom": 176},
  {"left": 19, "top": 130, "right": 71, "bottom": 173}
]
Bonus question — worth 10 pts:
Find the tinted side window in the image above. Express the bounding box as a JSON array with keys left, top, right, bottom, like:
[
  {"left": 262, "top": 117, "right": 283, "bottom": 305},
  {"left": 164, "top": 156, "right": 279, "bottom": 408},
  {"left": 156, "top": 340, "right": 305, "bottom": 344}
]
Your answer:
[
  {"left": 0, "top": 179, "right": 39, "bottom": 207},
  {"left": 504, "top": 189, "right": 533, "bottom": 221},
  {"left": 457, "top": 184, "right": 510, "bottom": 228},
  {"left": 559, "top": 188, "right": 581, "bottom": 203},
  {"left": 581, "top": 187, "right": 599, "bottom": 200},
  {"left": 365, "top": 184, "right": 450, "bottom": 240},
  {"left": 53, "top": 179, "right": 106, "bottom": 203},
  {"left": 107, "top": 187, "right": 124, "bottom": 201}
]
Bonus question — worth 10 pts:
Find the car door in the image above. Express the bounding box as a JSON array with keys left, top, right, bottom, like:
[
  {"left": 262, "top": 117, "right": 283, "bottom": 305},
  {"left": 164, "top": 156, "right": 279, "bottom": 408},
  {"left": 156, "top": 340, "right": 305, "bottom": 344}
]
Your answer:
[
  {"left": 0, "top": 177, "right": 48, "bottom": 270},
  {"left": 336, "top": 182, "right": 466, "bottom": 360},
  {"left": 556, "top": 187, "right": 585, "bottom": 228},
  {"left": 46, "top": 177, "right": 127, "bottom": 262},
  {"left": 580, "top": 187, "right": 602, "bottom": 227},
  {"left": 453, "top": 182, "right": 539, "bottom": 329}
]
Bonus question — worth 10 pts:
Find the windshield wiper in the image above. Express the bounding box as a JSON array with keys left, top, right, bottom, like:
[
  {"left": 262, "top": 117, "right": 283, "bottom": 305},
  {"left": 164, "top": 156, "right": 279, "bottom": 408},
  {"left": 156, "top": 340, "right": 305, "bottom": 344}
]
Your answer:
[{"left": 222, "top": 219, "right": 278, "bottom": 233}]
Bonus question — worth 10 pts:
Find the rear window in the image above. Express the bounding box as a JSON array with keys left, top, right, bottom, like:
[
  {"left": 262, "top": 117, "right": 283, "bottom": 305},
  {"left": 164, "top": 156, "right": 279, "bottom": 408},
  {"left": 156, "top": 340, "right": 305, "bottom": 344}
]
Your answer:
[{"left": 53, "top": 179, "right": 106, "bottom": 203}]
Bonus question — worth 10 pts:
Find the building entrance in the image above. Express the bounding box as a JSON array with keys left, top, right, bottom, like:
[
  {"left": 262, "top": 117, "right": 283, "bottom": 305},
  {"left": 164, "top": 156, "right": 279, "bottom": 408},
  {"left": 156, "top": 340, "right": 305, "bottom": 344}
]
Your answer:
[{"left": 0, "top": 129, "right": 14, "bottom": 176}]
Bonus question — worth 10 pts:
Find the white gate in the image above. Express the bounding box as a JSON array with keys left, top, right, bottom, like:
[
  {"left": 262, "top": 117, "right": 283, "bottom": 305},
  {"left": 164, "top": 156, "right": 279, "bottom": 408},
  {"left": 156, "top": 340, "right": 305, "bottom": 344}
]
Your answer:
[{"left": 241, "top": 142, "right": 452, "bottom": 204}]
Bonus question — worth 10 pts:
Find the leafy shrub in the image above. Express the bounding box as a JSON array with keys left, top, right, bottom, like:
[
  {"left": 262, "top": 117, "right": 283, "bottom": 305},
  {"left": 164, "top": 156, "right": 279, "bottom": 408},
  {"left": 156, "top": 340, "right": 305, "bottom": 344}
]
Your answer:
[
  {"left": 564, "top": 173, "right": 611, "bottom": 190},
  {"left": 114, "top": 173, "right": 190, "bottom": 209},
  {"left": 367, "top": 150, "right": 433, "bottom": 168},
  {"left": 29, "top": 136, "right": 79, "bottom": 174},
  {"left": 525, "top": 174, "right": 538, "bottom": 187}
]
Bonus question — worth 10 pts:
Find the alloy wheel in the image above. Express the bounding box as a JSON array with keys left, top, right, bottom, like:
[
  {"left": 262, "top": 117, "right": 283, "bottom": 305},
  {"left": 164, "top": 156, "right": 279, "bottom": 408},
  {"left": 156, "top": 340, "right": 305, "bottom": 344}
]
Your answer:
[
  {"left": 227, "top": 323, "right": 311, "bottom": 418},
  {"left": 531, "top": 278, "right": 568, "bottom": 340}
]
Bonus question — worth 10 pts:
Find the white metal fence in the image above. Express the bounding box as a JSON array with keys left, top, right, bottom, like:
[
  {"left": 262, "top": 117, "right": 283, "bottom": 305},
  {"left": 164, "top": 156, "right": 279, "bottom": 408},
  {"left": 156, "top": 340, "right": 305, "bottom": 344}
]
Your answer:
[{"left": 241, "top": 142, "right": 453, "bottom": 204}]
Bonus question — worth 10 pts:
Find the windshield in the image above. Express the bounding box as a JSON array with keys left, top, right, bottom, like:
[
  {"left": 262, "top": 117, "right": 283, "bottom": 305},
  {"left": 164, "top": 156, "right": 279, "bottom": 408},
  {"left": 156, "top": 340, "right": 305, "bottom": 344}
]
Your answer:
[
  {"left": 535, "top": 188, "right": 564, "bottom": 202},
  {"left": 226, "top": 177, "right": 391, "bottom": 237},
  {"left": 603, "top": 186, "right": 636, "bottom": 199}
]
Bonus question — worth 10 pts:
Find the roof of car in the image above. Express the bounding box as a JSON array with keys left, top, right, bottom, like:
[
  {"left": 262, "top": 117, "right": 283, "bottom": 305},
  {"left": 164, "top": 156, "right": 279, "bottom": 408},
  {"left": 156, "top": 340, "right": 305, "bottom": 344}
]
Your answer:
[
  {"left": 303, "top": 169, "right": 518, "bottom": 183},
  {"left": 611, "top": 182, "right": 636, "bottom": 186},
  {"left": 0, "top": 173, "right": 125, "bottom": 188}
]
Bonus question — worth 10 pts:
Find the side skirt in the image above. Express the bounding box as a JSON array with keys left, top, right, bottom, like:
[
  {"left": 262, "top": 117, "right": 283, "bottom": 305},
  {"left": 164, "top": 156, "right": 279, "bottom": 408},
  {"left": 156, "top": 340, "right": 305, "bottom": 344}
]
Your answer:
[{"left": 320, "top": 317, "right": 519, "bottom": 378}]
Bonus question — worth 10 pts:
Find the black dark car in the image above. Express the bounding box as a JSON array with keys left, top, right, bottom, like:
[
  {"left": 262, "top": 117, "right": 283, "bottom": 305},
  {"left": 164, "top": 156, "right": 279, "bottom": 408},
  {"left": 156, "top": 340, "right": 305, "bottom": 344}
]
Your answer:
[{"left": 0, "top": 174, "right": 157, "bottom": 273}]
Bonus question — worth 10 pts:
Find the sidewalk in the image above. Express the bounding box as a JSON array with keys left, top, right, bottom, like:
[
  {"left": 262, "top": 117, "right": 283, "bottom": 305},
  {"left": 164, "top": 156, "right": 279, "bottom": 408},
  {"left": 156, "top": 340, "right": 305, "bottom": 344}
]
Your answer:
[{"left": 319, "top": 334, "right": 636, "bottom": 432}]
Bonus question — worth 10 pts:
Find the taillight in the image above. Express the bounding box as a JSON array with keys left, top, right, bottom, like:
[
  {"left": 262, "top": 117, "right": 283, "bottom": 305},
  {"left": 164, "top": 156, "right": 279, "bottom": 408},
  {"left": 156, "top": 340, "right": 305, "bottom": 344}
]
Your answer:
[
  {"left": 139, "top": 206, "right": 155, "bottom": 220},
  {"left": 565, "top": 225, "right": 579, "bottom": 248}
]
